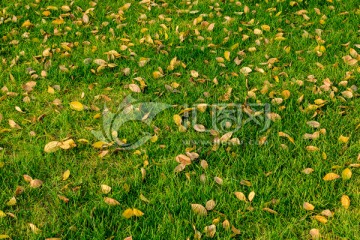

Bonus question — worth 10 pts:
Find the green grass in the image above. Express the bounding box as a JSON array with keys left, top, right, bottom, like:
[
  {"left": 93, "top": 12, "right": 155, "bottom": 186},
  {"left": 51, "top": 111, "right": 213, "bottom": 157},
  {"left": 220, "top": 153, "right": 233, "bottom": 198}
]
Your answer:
[{"left": 0, "top": 0, "right": 359, "bottom": 239}]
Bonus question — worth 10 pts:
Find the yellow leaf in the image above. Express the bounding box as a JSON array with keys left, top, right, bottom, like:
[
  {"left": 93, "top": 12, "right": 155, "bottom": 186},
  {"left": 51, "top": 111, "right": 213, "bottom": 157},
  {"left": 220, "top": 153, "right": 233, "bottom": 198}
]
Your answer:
[
  {"left": 104, "top": 197, "right": 120, "bottom": 206},
  {"left": 173, "top": 114, "right": 182, "bottom": 126},
  {"left": 191, "top": 204, "right": 207, "bottom": 216},
  {"left": 152, "top": 71, "right": 163, "bottom": 79},
  {"left": 338, "top": 135, "right": 349, "bottom": 143},
  {"left": 29, "top": 223, "right": 41, "bottom": 234},
  {"left": 314, "top": 215, "right": 327, "bottom": 224},
  {"left": 101, "top": 184, "right": 112, "bottom": 194},
  {"left": 261, "top": 25, "right": 270, "bottom": 31},
  {"left": 70, "top": 101, "right": 84, "bottom": 111},
  {"left": 0, "top": 210, "right": 6, "bottom": 218},
  {"left": 306, "top": 146, "right": 319, "bottom": 152},
  {"left": 42, "top": 11, "right": 51, "bottom": 16},
  {"left": 0, "top": 235, "right": 10, "bottom": 239},
  {"left": 342, "top": 168, "right": 352, "bottom": 180},
  {"left": 62, "top": 170, "right": 70, "bottom": 181},
  {"left": 190, "top": 70, "right": 199, "bottom": 78},
  {"left": 6, "top": 197, "right": 16, "bottom": 206},
  {"left": 132, "top": 208, "right": 144, "bottom": 217},
  {"left": 122, "top": 208, "right": 134, "bottom": 218},
  {"left": 52, "top": 18, "right": 65, "bottom": 25},
  {"left": 341, "top": 195, "right": 350, "bottom": 209},
  {"left": 303, "top": 202, "right": 315, "bottom": 211},
  {"left": 22, "top": 20, "right": 32, "bottom": 27},
  {"left": 323, "top": 173, "right": 340, "bottom": 181},
  {"left": 92, "top": 141, "right": 108, "bottom": 149},
  {"left": 224, "top": 51, "right": 230, "bottom": 61},
  {"left": 248, "top": 191, "right": 255, "bottom": 202}
]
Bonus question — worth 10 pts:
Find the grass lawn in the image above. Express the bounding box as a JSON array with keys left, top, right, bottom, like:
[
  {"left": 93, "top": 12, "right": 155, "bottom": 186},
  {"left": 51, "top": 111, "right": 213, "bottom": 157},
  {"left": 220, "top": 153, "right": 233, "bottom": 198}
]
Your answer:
[{"left": 0, "top": 0, "right": 359, "bottom": 239}]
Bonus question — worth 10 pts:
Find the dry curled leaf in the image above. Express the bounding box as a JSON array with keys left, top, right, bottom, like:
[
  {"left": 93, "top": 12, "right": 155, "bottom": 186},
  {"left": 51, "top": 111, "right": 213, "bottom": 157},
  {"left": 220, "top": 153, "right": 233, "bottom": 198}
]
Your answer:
[
  {"left": 309, "top": 228, "right": 320, "bottom": 239},
  {"left": 104, "top": 197, "right": 120, "bottom": 206},
  {"left": 204, "top": 224, "right": 216, "bottom": 238},
  {"left": 101, "top": 184, "right": 112, "bottom": 194},
  {"left": 129, "top": 84, "right": 141, "bottom": 93},
  {"left": 302, "top": 168, "right": 314, "bottom": 174},
  {"left": 30, "top": 179, "right": 43, "bottom": 188},
  {"left": 303, "top": 202, "right": 315, "bottom": 211},
  {"left": 191, "top": 204, "right": 207, "bottom": 216},
  {"left": 234, "top": 192, "right": 247, "bottom": 201},
  {"left": 248, "top": 191, "right": 255, "bottom": 202},
  {"left": 29, "top": 223, "right": 41, "bottom": 234},
  {"left": 205, "top": 199, "right": 216, "bottom": 211},
  {"left": 214, "top": 176, "right": 223, "bottom": 185},
  {"left": 263, "top": 207, "right": 278, "bottom": 214}
]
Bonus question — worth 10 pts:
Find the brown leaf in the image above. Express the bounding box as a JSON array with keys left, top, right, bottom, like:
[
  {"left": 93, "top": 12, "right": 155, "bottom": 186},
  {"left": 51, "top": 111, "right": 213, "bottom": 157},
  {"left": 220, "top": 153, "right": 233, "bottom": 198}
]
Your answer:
[
  {"left": 234, "top": 192, "right": 247, "bottom": 201},
  {"left": 191, "top": 204, "right": 207, "bottom": 216},
  {"left": 104, "top": 197, "right": 120, "bottom": 206},
  {"left": 58, "top": 195, "right": 69, "bottom": 203},
  {"left": 214, "top": 176, "right": 223, "bottom": 185},
  {"left": 309, "top": 228, "right": 320, "bottom": 239},
  {"left": 175, "top": 154, "right": 191, "bottom": 165},
  {"left": 302, "top": 168, "right": 314, "bottom": 174},
  {"left": 303, "top": 202, "right": 315, "bottom": 211},
  {"left": 263, "top": 207, "right": 278, "bottom": 214},
  {"left": 30, "top": 179, "right": 43, "bottom": 188},
  {"left": 205, "top": 199, "right": 216, "bottom": 211}
]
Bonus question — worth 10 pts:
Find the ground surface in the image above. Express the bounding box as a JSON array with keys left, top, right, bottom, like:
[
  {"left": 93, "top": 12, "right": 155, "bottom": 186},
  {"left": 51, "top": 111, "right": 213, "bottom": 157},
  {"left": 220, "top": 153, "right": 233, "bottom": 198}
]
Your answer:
[{"left": 0, "top": 0, "right": 359, "bottom": 239}]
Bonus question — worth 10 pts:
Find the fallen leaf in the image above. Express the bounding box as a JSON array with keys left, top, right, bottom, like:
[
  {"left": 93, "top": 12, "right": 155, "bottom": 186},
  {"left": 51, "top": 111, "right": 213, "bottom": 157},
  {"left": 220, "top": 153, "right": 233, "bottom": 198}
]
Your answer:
[
  {"left": 205, "top": 200, "right": 216, "bottom": 211},
  {"left": 70, "top": 101, "right": 84, "bottom": 111},
  {"left": 303, "top": 202, "right": 315, "bottom": 211},
  {"left": 62, "top": 170, "right": 70, "bottom": 181},
  {"left": 214, "top": 176, "right": 223, "bottom": 185},
  {"left": 6, "top": 197, "right": 16, "bottom": 206},
  {"left": 104, "top": 197, "right": 120, "bottom": 206},
  {"left": 342, "top": 168, "right": 352, "bottom": 180},
  {"left": 309, "top": 228, "right": 320, "bottom": 239},
  {"left": 234, "top": 192, "right": 247, "bottom": 201},
  {"left": 122, "top": 208, "right": 134, "bottom": 219},
  {"left": 314, "top": 215, "right": 327, "bottom": 224},
  {"left": 323, "top": 173, "right": 340, "bottom": 181},
  {"left": 248, "top": 191, "right": 255, "bottom": 202},
  {"left": 101, "top": 184, "right": 112, "bottom": 194},
  {"left": 341, "top": 195, "right": 350, "bottom": 209},
  {"left": 132, "top": 208, "right": 144, "bottom": 217},
  {"left": 30, "top": 179, "right": 43, "bottom": 188},
  {"left": 191, "top": 204, "right": 207, "bottom": 216}
]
